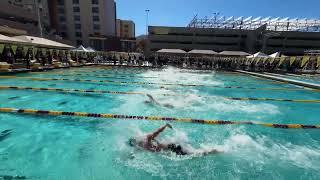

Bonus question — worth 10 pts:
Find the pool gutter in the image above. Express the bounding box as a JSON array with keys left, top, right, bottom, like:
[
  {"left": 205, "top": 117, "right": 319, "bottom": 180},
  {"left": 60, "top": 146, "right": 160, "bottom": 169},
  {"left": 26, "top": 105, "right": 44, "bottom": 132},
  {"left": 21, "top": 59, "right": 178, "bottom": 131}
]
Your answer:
[{"left": 236, "top": 70, "right": 320, "bottom": 90}]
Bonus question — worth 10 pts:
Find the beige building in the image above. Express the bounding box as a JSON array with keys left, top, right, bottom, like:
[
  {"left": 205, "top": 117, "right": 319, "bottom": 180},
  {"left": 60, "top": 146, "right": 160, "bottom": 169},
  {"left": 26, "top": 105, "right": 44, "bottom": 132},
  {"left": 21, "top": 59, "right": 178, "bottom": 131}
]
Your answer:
[
  {"left": 0, "top": 0, "right": 50, "bottom": 36},
  {"left": 49, "top": 0, "right": 117, "bottom": 50},
  {"left": 7, "top": 0, "right": 50, "bottom": 26},
  {"left": 116, "top": 19, "right": 135, "bottom": 38},
  {"left": 116, "top": 19, "right": 136, "bottom": 52},
  {"left": 148, "top": 26, "right": 320, "bottom": 56}
]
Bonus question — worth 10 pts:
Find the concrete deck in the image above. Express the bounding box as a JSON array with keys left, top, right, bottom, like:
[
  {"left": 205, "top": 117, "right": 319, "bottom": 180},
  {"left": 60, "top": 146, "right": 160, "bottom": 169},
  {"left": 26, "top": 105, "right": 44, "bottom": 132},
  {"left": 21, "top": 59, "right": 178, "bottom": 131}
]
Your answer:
[{"left": 236, "top": 70, "right": 320, "bottom": 90}]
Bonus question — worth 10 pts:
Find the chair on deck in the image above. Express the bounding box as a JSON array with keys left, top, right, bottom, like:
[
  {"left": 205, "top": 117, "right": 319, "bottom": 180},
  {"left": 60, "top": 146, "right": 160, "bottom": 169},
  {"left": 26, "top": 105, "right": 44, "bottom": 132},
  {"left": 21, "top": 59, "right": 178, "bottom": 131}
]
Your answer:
[{"left": 0, "top": 46, "right": 14, "bottom": 71}]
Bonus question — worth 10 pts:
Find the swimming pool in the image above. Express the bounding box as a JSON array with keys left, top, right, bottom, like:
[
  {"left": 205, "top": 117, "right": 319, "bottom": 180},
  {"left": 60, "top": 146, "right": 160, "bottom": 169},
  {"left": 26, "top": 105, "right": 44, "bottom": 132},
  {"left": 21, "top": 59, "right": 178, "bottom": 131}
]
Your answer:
[{"left": 0, "top": 67, "right": 319, "bottom": 179}]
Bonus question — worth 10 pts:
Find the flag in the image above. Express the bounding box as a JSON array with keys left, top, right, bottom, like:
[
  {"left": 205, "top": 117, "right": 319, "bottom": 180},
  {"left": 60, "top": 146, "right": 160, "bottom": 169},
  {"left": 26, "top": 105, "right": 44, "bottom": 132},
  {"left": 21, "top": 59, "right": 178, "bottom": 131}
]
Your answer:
[
  {"left": 12, "top": 45, "right": 18, "bottom": 53},
  {"left": 0, "top": 44, "right": 4, "bottom": 53}
]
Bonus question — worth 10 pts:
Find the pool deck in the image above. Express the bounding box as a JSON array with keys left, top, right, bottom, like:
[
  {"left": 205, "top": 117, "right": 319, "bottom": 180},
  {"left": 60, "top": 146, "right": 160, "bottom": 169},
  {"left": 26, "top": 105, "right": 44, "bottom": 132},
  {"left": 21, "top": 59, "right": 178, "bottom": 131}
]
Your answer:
[{"left": 236, "top": 70, "right": 320, "bottom": 90}]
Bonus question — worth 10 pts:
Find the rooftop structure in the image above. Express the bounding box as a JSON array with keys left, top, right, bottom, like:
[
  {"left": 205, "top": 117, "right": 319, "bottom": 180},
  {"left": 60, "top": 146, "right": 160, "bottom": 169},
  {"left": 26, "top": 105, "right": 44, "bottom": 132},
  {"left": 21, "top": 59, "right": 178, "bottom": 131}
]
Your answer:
[{"left": 187, "top": 14, "right": 320, "bottom": 32}]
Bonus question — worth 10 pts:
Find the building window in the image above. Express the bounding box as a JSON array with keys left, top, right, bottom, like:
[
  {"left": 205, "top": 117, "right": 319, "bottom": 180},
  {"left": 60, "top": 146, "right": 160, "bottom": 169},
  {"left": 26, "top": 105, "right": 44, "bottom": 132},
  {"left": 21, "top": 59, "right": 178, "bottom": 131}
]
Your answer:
[
  {"left": 57, "top": 0, "right": 64, "bottom": 5},
  {"left": 93, "top": 24, "right": 100, "bottom": 30},
  {"left": 73, "top": 7, "right": 80, "bottom": 12},
  {"left": 59, "top": 16, "right": 66, "bottom": 22},
  {"left": 60, "top": 25, "right": 67, "bottom": 30},
  {"left": 92, "top": 0, "right": 99, "bottom": 4},
  {"left": 74, "top": 15, "right": 80, "bottom": 21},
  {"left": 75, "top": 24, "right": 81, "bottom": 29},
  {"left": 73, "top": 0, "right": 79, "bottom": 4},
  {"left": 76, "top": 40, "right": 83, "bottom": 46},
  {"left": 90, "top": 39, "right": 102, "bottom": 51},
  {"left": 58, "top": 8, "right": 64, "bottom": 14},
  {"left": 75, "top": 32, "right": 82, "bottom": 37},
  {"left": 60, "top": 32, "right": 67, "bottom": 38},
  {"left": 124, "top": 25, "right": 129, "bottom": 28},
  {"left": 92, "top": 16, "right": 100, "bottom": 21},
  {"left": 92, "top": 7, "right": 99, "bottom": 13}
]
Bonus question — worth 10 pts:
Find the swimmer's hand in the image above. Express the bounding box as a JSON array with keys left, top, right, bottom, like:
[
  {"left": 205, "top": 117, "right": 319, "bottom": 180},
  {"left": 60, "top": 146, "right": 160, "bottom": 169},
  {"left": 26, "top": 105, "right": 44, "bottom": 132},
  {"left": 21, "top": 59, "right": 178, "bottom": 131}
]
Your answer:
[
  {"left": 163, "top": 104, "right": 174, "bottom": 109},
  {"left": 166, "top": 123, "right": 173, "bottom": 129}
]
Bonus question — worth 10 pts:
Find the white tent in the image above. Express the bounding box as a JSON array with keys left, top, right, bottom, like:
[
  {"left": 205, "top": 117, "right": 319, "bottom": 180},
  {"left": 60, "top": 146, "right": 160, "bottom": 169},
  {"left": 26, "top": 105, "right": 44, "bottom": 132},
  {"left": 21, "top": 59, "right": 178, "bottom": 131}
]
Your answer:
[
  {"left": 269, "top": 52, "right": 281, "bottom": 58},
  {"left": 86, "top": 47, "right": 96, "bottom": 52},
  {"left": 157, "top": 49, "right": 186, "bottom": 54},
  {"left": 14, "top": 35, "right": 74, "bottom": 49},
  {"left": 246, "top": 52, "right": 269, "bottom": 58},
  {"left": 219, "top": 51, "right": 251, "bottom": 56},
  {"left": 188, "top": 49, "right": 218, "bottom": 55},
  {"left": 73, "top": 45, "right": 89, "bottom": 52}
]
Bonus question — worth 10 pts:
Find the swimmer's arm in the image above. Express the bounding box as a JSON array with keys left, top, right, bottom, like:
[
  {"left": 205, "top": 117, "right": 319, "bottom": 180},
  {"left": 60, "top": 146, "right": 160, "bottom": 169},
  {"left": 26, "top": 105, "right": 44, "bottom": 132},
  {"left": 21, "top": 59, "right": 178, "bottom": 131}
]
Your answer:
[
  {"left": 202, "top": 149, "right": 223, "bottom": 155},
  {"left": 147, "top": 124, "right": 171, "bottom": 141}
]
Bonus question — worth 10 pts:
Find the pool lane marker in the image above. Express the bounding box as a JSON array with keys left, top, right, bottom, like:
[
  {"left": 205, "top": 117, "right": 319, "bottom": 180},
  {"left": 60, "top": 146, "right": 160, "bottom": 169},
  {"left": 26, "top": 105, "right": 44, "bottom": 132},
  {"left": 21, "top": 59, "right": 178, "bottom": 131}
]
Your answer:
[
  {"left": 30, "top": 72, "right": 158, "bottom": 79},
  {"left": 0, "top": 86, "right": 144, "bottom": 95},
  {"left": 0, "top": 107, "right": 319, "bottom": 129},
  {"left": 1, "top": 85, "right": 320, "bottom": 104},
  {"left": 31, "top": 71, "right": 286, "bottom": 85},
  {"left": 0, "top": 76, "right": 314, "bottom": 91},
  {"left": 39, "top": 73, "right": 288, "bottom": 85},
  {"left": 61, "top": 69, "right": 149, "bottom": 75}
]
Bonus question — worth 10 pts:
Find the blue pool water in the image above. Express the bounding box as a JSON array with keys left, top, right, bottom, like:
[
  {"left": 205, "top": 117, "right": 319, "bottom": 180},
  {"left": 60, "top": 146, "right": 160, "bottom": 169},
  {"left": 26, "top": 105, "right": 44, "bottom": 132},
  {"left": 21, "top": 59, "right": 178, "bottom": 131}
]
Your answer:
[{"left": 0, "top": 67, "right": 320, "bottom": 179}]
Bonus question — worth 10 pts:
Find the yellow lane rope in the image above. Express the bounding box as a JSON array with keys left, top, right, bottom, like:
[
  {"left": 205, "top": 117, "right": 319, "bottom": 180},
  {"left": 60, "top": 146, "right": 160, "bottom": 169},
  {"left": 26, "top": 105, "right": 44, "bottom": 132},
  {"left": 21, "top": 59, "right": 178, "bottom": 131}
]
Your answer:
[
  {"left": 0, "top": 76, "right": 312, "bottom": 91},
  {"left": 0, "top": 107, "right": 319, "bottom": 129},
  {"left": 1, "top": 85, "right": 320, "bottom": 103}
]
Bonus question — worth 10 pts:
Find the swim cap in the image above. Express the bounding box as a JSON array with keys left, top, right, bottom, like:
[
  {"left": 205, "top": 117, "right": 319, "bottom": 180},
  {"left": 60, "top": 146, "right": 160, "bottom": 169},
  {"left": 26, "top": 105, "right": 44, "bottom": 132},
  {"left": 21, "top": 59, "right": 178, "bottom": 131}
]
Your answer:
[{"left": 128, "top": 138, "right": 137, "bottom": 147}]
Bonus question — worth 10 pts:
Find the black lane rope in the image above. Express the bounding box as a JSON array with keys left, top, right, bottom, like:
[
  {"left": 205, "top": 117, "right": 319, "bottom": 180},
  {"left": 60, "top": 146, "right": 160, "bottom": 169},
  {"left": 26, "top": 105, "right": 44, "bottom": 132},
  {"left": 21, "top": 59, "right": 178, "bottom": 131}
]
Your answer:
[
  {"left": 0, "top": 107, "right": 319, "bottom": 129},
  {"left": 42, "top": 73, "right": 288, "bottom": 85},
  {"left": 1, "top": 86, "right": 320, "bottom": 103},
  {"left": 31, "top": 71, "right": 158, "bottom": 79},
  {"left": 1, "top": 76, "right": 314, "bottom": 91}
]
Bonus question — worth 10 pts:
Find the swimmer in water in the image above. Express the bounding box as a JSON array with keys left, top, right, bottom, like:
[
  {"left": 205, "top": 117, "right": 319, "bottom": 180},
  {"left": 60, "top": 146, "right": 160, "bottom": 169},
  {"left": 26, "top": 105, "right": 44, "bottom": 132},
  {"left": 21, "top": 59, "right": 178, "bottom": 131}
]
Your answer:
[
  {"left": 144, "top": 94, "right": 175, "bottom": 109},
  {"left": 0, "top": 129, "right": 13, "bottom": 142},
  {"left": 128, "top": 124, "right": 221, "bottom": 156}
]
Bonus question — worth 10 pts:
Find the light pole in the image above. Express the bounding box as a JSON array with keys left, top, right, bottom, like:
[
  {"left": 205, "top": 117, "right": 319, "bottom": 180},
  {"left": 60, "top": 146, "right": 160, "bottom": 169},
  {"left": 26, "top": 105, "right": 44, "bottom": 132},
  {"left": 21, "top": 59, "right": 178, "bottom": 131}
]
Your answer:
[
  {"left": 145, "top": 9, "right": 150, "bottom": 36},
  {"left": 34, "top": 0, "right": 43, "bottom": 37},
  {"left": 213, "top": 12, "right": 220, "bottom": 27}
]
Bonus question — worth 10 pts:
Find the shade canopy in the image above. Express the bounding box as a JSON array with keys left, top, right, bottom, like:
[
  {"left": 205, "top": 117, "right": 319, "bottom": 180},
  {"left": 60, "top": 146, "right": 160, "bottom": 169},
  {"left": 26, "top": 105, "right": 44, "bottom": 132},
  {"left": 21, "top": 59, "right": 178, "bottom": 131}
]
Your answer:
[
  {"left": 247, "top": 52, "right": 269, "bottom": 58},
  {"left": 269, "top": 52, "right": 281, "bottom": 58},
  {"left": 0, "top": 34, "right": 30, "bottom": 45},
  {"left": 157, "top": 49, "right": 187, "bottom": 54},
  {"left": 86, "top": 47, "right": 96, "bottom": 52},
  {"left": 72, "top": 45, "right": 89, "bottom": 52},
  {"left": 14, "top": 35, "right": 74, "bottom": 49},
  {"left": 219, "top": 51, "right": 251, "bottom": 56},
  {"left": 188, "top": 49, "right": 218, "bottom": 55}
]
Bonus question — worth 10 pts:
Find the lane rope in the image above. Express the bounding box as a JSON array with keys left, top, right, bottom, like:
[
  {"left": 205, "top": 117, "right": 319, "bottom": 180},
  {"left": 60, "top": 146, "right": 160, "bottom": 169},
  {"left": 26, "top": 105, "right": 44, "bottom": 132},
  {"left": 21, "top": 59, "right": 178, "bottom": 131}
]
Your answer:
[
  {"left": 66, "top": 69, "right": 148, "bottom": 75},
  {"left": 0, "top": 107, "right": 318, "bottom": 129},
  {"left": 0, "top": 76, "right": 313, "bottom": 91},
  {"left": 32, "top": 70, "right": 287, "bottom": 85},
  {"left": 36, "top": 73, "right": 288, "bottom": 85},
  {"left": 31, "top": 72, "right": 158, "bottom": 79},
  {"left": 1, "top": 85, "right": 320, "bottom": 103}
]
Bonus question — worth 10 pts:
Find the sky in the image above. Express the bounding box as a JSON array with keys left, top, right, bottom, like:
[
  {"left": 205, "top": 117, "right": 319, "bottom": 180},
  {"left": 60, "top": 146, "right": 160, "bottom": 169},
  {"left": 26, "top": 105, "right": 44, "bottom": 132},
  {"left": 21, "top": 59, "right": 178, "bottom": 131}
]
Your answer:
[{"left": 116, "top": 0, "right": 320, "bottom": 36}]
